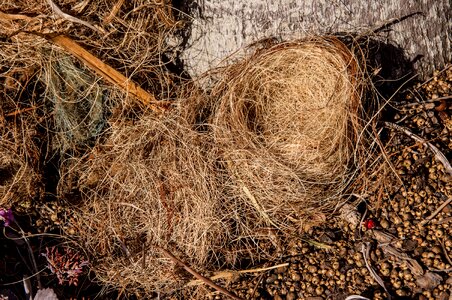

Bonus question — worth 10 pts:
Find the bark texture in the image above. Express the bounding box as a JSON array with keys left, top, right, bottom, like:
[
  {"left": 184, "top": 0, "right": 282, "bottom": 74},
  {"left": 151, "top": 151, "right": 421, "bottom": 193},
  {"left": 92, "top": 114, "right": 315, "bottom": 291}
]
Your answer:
[{"left": 181, "top": 0, "right": 451, "bottom": 79}]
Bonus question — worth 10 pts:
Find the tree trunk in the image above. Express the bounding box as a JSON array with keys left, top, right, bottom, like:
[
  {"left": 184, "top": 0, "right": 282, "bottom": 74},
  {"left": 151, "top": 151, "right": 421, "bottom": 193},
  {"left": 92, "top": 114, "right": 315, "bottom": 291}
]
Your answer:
[{"left": 180, "top": 0, "right": 451, "bottom": 79}]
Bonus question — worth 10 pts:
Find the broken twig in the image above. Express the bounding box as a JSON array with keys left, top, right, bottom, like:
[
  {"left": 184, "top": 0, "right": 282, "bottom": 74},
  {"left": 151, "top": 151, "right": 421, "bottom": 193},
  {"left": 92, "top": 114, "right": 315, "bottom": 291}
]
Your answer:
[
  {"left": 419, "top": 197, "right": 452, "bottom": 226},
  {"left": 384, "top": 122, "right": 452, "bottom": 176},
  {"left": 157, "top": 246, "right": 243, "bottom": 300},
  {"left": 186, "top": 263, "right": 289, "bottom": 287}
]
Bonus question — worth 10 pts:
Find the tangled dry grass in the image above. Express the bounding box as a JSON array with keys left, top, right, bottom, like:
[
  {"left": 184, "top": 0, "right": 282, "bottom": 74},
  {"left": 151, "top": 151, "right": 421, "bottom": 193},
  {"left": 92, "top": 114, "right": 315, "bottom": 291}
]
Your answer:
[
  {"left": 0, "top": 125, "right": 41, "bottom": 208},
  {"left": 210, "top": 38, "right": 365, "bottom": 231},
  {"left": 0, "top": 0, "right": 180, "bottom": 203},
  {"left": 59, "top": 37, "right": 374, "bottom": 296},
  {"left": 64, "top": 103, "right": 229, "bottom": 294},
  {"left": 1, "top": 1, "right": 381, "bottom": 297}
]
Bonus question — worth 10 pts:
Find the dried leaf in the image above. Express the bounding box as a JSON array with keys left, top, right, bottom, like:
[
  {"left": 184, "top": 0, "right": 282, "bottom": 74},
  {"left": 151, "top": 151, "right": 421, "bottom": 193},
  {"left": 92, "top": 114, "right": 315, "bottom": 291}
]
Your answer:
[
  {"left": 339, "top": 203, "right": 360, "bottom": 228},
  {"left": 373, "top": 229, "right": 395, "bottom": 244},
  {"left": 416, "top": 272, "right": 443, "bottom": 290}
]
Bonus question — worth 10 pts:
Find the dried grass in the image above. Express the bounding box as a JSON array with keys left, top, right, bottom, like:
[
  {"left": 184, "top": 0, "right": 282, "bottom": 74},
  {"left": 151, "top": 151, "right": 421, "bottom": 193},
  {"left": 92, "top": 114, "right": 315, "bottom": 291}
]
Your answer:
[
  {"left": 0, "top": 120, "right": 41, "bottom": 208},
  {"left": 0, "top": 0, "right": 180, "bottom": 152},
  {"left": 61, "top": 37, "right": 372, "bottom": 296},
  {"left": 1, "top": 1, "right": 376, "bottom": 296},
  {"left": 210, "top": 38, "right": 365, "bottom": 231},
  {"left": 64, "top": 102, "right": 230, "bottom": 294}
]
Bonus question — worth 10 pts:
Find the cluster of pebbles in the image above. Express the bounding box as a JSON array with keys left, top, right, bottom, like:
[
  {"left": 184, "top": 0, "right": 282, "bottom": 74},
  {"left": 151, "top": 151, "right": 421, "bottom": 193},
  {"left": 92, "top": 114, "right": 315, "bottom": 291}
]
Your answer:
[{"left": 201, "top": 65, "right": 451, "bottom": 300}]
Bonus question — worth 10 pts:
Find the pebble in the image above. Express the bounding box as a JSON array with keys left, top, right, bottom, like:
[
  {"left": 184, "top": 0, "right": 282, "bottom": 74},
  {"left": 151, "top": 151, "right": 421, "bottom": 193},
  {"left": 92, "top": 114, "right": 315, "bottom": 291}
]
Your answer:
[
  {"left": 286, "top": 292, "right": 296, "bottom": 300},
  {"left": 266, "top": 274, "right": 277, "bottom": 284}
]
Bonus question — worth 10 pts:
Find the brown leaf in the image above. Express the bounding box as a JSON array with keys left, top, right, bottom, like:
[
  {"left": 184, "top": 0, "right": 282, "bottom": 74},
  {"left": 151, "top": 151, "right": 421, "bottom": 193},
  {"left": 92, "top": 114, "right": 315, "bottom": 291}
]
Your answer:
[{"left": 416, "top": 272, "right": 443, "bottom": 290}]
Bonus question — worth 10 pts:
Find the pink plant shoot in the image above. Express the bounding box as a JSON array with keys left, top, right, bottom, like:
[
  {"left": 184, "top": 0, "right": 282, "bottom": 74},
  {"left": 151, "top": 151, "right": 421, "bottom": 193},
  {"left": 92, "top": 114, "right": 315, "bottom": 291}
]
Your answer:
[
  {"left": 0, "top": 208, "right": 14, "bottom": 227},
  {"left": 41, "top": 246, "right": 89, "bottom": 286}
]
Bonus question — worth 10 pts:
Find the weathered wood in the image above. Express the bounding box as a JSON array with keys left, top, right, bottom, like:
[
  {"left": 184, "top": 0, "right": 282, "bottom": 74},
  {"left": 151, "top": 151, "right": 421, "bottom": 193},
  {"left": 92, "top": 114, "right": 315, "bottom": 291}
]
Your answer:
[{"left": 181, "top": 0, "right": 451, "bottom": 79}]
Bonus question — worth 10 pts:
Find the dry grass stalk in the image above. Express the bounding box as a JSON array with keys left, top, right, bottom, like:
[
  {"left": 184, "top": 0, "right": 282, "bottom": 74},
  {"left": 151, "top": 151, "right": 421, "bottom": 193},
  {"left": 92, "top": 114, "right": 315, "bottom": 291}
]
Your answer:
[{"left": 186, "top": 263, "right": 290, "bottom": 287}]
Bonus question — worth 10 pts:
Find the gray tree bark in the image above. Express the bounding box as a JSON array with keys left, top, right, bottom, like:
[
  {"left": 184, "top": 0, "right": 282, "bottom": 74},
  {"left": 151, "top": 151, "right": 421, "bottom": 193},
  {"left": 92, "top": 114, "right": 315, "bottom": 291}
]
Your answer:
[{"left": 181, "top": 0, "right": 451, "bottom": 79}]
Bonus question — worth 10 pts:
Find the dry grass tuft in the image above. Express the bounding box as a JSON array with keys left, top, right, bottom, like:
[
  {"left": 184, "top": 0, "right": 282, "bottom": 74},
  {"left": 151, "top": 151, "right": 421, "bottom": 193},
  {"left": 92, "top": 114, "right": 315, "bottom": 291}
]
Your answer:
[
  {"left": 211, "top": 37, "right": 365, "bottom": 231},
  {"left": 0, "top": 121, "right": 41, "bottom": 208},
  {"left": 65, "top": 102, "right": 230, "bottom": 294}
]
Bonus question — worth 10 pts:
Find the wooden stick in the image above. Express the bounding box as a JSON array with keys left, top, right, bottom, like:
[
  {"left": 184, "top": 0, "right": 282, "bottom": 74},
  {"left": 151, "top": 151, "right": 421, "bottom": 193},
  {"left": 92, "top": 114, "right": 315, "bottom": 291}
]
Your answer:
[
  {"left": 49, "top": 35, "right": 165, "bottom": 113},
  {"left": 157, "top": 246, "right": 243, "bottom": 300},
  {"left": 419, "top": 197, "right": 452, "bottom": 226}
]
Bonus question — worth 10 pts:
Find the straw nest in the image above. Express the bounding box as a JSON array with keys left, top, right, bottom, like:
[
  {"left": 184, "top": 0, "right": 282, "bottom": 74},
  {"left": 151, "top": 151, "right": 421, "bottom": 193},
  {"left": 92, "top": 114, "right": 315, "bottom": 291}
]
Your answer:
[
  {"left": 211, "top": 38, "right": 364, "bottom": 231},
  {"left": 64, "top": 37, "right": 368, "bottom": 296}
]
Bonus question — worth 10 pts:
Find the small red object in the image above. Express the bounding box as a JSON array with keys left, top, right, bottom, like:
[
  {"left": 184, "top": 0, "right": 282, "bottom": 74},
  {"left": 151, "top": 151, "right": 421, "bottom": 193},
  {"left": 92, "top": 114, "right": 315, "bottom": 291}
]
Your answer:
[{"left": 364, "top": 218, "right": 376, "bottom": 229}]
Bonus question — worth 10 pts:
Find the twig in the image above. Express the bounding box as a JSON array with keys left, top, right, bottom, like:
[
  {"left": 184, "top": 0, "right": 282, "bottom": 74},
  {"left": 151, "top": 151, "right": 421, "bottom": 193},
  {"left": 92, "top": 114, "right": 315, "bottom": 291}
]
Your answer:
[
  {"left": 46, "top": 0, "right": 104, "bottom": 34},
  {"left": 384, "top": 122, "right": 452, "bottom": 176},
  {"left": 357, "top": 11, "right": 423, "bottom": 38},
  {"left": 428, "top": 267, "right": 452, "bottom": 273},
  {"left": 5, "top": 107, "right": 37, "bottom": 117},
  {"left": 416, "top": 64, "right": 451, "bottom": 89},
  {"left": 441, "top": 239, "right": 452, "bottom": 266},
  {"left": 157, "top": 246, "right": 243, "bottom": 300},
  {"left": 0, "top": 11, "right": 34, "bottom": 21},
  {"left": 103, "top": 0, "right": 125, "bottom": 24},
  {"left": 48, "top": 35, "right": 166, "bottom": 113},
  {"left": 362, "top": 243, "right": 391, "bottom": 299},
  {"left": 419, "top": 197, "right": 452, "bottom": 226},
  {"left": 398, "top": 95, "right": 452, "bottom": 109},
  {"left": 432, "top": 216, "right": 452, "bottom": 225},
  {"left": 186, "top": 263, "right": 289, "bottom": 286}
]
